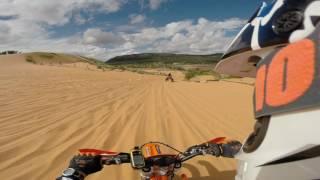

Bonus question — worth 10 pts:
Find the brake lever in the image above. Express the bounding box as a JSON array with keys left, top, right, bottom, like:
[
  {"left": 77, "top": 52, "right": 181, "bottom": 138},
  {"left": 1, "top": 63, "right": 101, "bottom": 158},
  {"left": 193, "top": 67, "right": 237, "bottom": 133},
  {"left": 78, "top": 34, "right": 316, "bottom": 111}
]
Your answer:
[{"left": 180, "top": 145, "right": 207, "bottom": 162}]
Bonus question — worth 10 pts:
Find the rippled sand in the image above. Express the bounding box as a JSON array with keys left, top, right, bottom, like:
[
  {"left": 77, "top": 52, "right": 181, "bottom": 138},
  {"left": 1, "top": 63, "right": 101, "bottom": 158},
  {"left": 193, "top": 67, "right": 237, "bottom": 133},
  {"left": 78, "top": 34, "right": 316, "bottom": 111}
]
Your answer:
[{"left": 0, "top": 54, "right": 254, "bottom": 180}]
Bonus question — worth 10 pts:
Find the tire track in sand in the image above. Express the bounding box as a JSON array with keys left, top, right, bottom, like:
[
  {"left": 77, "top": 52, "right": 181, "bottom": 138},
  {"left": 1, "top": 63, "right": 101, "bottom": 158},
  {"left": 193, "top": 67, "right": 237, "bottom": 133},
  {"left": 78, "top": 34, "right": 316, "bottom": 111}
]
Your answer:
[{"left": 0, "top": 55, "right": 254, "bottom": 180}]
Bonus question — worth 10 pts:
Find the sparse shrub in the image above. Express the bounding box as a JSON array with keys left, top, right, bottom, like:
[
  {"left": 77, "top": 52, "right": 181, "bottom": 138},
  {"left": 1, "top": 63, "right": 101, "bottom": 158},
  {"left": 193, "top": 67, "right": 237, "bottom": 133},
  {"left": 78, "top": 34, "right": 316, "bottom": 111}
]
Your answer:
[
  {"left": 184, "top": 69, "right": 212, "bottom": 80},
  {"left": 220, "top": 74, "right": 241, "bottom": 79},
  {"left": 39, "top": 53, "right": 54, "bottom": 59},
  {"left": 25, "top": 56, "right": 36, "bottom": 64},
  {"left": 118, "top": 66, "right": 126, "bottom": 71},
  {"left": 184, "top": 70, "right": 196, "bottom": 80},
  {"left": 173, "top": 66, "right": 185, "bottom": 71}
]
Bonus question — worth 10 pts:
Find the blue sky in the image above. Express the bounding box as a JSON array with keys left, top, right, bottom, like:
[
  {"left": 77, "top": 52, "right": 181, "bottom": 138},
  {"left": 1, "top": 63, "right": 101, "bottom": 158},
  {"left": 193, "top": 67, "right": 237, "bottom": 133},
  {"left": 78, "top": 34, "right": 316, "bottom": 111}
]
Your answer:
[
  {"left": 0, "top": 0, "right": 267, "bottom": 60},
  {"left": 52, "top": 0, "right": 263, "bottom": 37}
]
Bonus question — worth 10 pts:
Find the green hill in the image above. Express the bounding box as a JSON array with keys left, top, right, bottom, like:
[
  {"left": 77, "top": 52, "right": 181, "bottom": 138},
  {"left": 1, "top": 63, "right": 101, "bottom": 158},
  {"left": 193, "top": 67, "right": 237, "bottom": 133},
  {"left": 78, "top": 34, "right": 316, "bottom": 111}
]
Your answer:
[
  {"left": 23, "top": 52, "right": 226, "bottom": 80},
  {"left": 106, "top": 53, "right": 223, "bottom": 65}
]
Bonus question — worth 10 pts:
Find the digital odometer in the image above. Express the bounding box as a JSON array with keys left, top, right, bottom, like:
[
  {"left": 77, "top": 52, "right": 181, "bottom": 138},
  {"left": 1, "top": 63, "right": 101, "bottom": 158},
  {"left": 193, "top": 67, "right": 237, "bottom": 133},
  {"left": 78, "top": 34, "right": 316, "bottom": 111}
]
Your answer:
[{"left": 130, "top": 150, "right": 145, "bottom": 168}]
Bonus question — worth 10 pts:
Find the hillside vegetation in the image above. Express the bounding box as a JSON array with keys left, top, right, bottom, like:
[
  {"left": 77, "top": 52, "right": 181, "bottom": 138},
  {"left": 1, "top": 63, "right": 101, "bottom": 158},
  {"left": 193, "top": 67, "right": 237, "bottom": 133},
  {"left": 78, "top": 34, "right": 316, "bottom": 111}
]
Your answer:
[
  {"left": 25, "top": 52, "right": 115, "bottom": 72},
  {"left": 106, "top": 53, "right": 224, "bottom": 80},
  {"left": 24, "top": 52, "right": 231, "bottom": 81},
  {"left": 106, "top": 53, "right": 222, "bottom": 65},
  {"left": 25, "top": 52, "right": 103, "bottom": 65}
]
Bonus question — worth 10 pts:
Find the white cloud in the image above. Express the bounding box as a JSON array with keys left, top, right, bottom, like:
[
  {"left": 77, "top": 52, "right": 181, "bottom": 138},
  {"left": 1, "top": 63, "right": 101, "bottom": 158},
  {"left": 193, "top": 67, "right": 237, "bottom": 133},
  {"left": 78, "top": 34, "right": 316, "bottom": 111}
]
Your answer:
[
  {"left": 2, "top": 0, "right": 248, "bottom": 61},
  {"left": 0, "top": 9, "right": 245, "bottom": 61},
  {"left": 0, "top": 0, "right": 128, "bottom": 59},
  {"left": 0, "top": 23, "right": 13, "bottom": 43},
  {"left": 121, "top": 18, "right": 246, "bottom": 55},
  {"left": 74, "top": 14, "right": 87, "bottom": 25},
  {"left": 0, "top": 0, "right": 127, "bottom": 26},
  {"left": 149, "top": 0, "right": 167, "bottom": 10},
  {"left": 129, "top": 14, "right": 146, "bottom": 24},
  {"left": 82, "top": 28, "right": 125, "bottom": 46},
  {"left": 138, "top": 0, "right": 167, "bottom": 10}
]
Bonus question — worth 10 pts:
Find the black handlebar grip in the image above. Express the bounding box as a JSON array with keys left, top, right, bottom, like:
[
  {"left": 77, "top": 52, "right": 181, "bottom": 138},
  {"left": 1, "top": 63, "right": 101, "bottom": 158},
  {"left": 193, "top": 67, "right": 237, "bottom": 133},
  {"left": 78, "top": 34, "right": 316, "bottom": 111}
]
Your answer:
[
  {"left": 119, "top": 153, "right": 131, "bottom": 163},
  {"left": 102, "top": 158, "right": 116, "bottom": 165}
]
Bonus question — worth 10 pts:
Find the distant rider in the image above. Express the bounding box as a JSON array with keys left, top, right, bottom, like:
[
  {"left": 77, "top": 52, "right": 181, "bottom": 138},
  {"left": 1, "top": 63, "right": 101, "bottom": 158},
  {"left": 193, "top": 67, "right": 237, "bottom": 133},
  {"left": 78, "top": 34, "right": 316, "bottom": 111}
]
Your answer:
[{"left": 165, "top": 73, "right": 174, "bottom": 82}]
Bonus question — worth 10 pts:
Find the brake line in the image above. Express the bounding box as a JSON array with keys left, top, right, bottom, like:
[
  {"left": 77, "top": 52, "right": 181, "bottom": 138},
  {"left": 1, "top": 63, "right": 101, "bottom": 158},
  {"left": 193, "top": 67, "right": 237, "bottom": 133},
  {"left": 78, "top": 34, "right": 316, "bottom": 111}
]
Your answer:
[{"left": 141, "top": 141, "right": 184, "bottom": 154}]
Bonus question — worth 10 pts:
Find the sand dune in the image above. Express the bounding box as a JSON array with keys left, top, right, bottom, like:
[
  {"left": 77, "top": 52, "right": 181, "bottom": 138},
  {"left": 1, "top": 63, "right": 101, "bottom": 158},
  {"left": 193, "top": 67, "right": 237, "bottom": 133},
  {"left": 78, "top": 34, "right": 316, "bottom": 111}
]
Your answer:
[{"left": 0, "top": 54, "right": 254, "bottom": 180}]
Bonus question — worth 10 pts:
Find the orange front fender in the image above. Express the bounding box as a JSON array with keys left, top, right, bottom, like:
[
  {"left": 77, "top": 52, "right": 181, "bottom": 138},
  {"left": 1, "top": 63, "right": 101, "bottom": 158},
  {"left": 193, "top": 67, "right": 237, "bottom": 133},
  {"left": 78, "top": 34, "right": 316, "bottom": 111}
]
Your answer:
[
  {"left": 150, "top": 174, "right": 188, "bottom": 180},
  {"left": 180, "top": 174, "right": 188, "bottom": 180},
  {"left": 150, "top": 176, "right": 168, "bottom": 180}
]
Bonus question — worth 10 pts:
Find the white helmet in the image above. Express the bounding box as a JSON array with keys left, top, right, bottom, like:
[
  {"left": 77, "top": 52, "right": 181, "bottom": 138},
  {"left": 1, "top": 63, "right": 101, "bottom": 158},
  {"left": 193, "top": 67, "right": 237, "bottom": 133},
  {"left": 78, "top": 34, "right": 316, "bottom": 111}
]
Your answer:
[{"left": 215, "top": 0, "right": 320, "bottom": 179}]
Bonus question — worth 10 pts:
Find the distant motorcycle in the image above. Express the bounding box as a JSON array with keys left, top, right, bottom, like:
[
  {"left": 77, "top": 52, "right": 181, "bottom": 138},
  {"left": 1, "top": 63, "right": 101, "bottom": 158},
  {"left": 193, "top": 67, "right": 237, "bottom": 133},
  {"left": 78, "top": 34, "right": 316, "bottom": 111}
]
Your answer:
[
  {"left": 79, "top": 137, "right": 227, "bottom": 180},
  {"left": 165, "top": 73, "right": 174, "bottom": 82}
]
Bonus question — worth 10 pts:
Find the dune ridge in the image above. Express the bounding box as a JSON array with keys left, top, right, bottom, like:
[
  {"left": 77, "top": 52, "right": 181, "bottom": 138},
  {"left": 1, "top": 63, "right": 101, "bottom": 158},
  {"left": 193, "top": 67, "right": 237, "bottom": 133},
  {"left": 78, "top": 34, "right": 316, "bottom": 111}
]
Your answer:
[{"left": 0, "top": 54, "right": 254, "bottom": 180}]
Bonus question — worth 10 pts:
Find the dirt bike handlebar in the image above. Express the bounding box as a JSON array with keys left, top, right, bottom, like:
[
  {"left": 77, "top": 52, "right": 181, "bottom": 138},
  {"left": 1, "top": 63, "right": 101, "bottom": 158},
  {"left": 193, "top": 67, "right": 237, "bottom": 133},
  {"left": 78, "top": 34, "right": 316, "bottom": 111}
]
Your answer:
[
  {"left": 179, "top": 143, "right": 218, "bottom": 162},
  {"left": 99, "top": 145, "right": 217, "bottom": 167},
  {"left": 76, "top": 137, "right": 229, "bottom": 180},
  {"left": 79, "top": 137, "right": 227, "bottom": 168},
  {"left": 101, "top": 153, "right": 131, "bottom": 165}
]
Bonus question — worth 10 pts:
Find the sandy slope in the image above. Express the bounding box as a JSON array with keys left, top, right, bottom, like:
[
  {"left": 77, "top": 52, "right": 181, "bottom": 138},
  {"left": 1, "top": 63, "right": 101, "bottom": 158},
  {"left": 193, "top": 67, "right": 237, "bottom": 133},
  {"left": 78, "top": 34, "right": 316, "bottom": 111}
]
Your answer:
[{"left": 0, "top": 54, "right": 254, "bottom": 180}]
